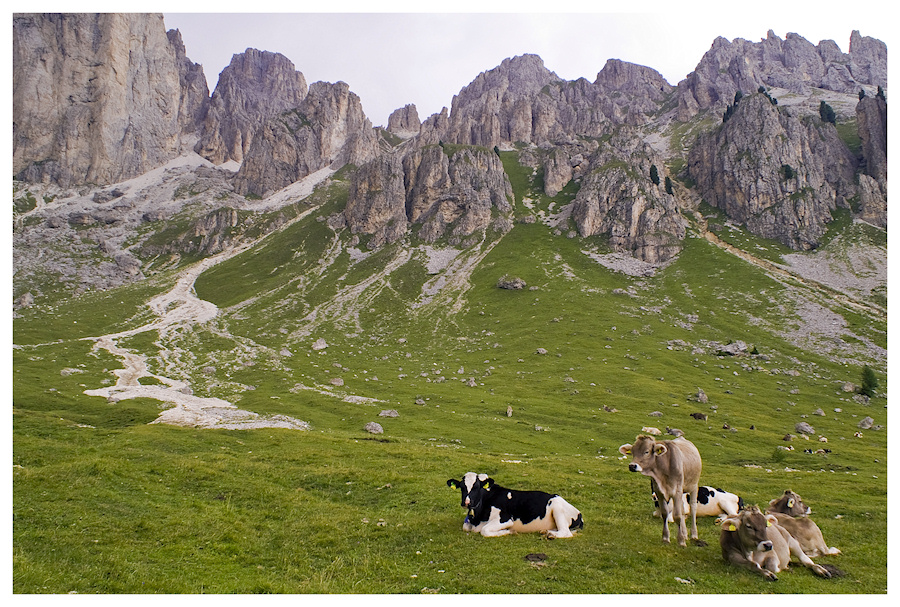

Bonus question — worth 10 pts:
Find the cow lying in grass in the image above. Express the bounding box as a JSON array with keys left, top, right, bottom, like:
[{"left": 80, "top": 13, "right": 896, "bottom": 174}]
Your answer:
[
  {"left": 446, "top": 472, "right": 583, "bottom": 538},
  {"left": 766, "top": 490, "right": 841, "bottom": 558},
  {"left": 720, "top": 505, "right": 833, "bottom": 581},
  {"left": 652, "top": 485, "right": 743, "bottom": 523}
]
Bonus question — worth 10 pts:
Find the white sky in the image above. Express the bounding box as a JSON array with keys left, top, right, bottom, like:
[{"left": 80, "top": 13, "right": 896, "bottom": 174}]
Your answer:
[{"left": 159, "top": 1, "right": 893, "bottom": 127}]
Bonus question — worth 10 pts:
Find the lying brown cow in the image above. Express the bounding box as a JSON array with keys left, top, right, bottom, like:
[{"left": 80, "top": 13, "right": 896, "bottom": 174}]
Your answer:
[
  {"left": 720, "top": 505, "right": 832, "bottom": 581},
  {"left": 766, "top": 490, "right": 841, "bottom": 558},
  {"left": 620, "top": 434, "right": 702, "bottom": 547}
]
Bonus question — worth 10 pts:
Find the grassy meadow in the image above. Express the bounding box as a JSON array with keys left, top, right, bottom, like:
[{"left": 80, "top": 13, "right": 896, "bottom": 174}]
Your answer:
[{"left": 12, "top": 154, "right": 887, "bottom": 593}]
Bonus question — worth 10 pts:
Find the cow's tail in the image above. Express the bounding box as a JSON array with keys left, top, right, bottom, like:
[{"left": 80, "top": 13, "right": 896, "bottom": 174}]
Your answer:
[{"left": 571, "top": 513, "right": 584, "bottom": 530}]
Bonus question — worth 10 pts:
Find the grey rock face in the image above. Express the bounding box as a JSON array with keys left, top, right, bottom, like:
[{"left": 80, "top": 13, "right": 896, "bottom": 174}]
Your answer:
[
  {"left": 387, "top": 104, "right": 421, "bottom": 137},
  {"left": 345, "top": 144, "right": 513, "bottom": 247},
  {"left": 167, "top": 28, "right": 210, "bottom": 138},
  {"left": 688, "top": 93, "right": 857, "bottom": 250},
  {"left": 13, "top": 13, "right": 205, "bottom": 186},
  {"left": 233, "top": 81, "right": 379, "bottom": 197},
  {"left": 855, "top": 95, "right": 887, "bottom": 228},
  {"left": 571, "top": 131, "right": 686, "bottom": 263},
  {"left": 677, "top": 30, "right": 886, "bottom": 120},
  {"left": 195, "top": 48, "right": 308, "bottom": 165},
  {"left": 445, "top": 54, "right": 672, "bottom": 147}
]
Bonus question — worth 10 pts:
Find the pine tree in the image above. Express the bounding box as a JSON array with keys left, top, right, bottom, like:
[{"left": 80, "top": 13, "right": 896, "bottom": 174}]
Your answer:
[
  {"left": 859, "top": 365, "right": 878, "bottom": 398},
  {"left": 819, "top": 100, "right": 836, "bottom": 124},
  {"left": 649, "top": 164, "right": 660, "bottom": 185},
  {"left": 664, "top": 176, "right": 673, "bottom": 195}
]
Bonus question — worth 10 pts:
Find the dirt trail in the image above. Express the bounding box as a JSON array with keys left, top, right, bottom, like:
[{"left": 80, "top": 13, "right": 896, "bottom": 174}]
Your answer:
[
  {"left": 82, "top": 170, "right": 336, "bottom": 430},
  {"left": 696, "top": 213, "right": 885, "bottom": 321}
]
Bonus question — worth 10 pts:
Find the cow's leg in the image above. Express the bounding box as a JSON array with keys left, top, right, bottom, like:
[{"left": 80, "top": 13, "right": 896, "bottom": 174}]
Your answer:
[
  {"left": 726, "top": 549, "right": 777, "bottom": 581},
  {"left": 652, "top": 479, "right": 672, "bottom": 544},
  {"left": 786, "top": 535, "right": 832, "bottom": 578},
  {"left": 547, "top": 502, "right": 575, "bottom": 539},
  {"left": 687, "top": 484, "right": 699, "bottom": 541},
  {"left": 670, "top": 482, "right": 688, "bottom": 547}
]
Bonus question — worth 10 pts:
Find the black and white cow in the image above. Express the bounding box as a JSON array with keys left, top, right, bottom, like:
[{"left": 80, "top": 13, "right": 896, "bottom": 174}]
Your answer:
[
  {"left": 446, "top": 472, "right": 583, "bottom": 538},
  {"left": 652, "top": 485, "right": 743, "bottom": 523}
]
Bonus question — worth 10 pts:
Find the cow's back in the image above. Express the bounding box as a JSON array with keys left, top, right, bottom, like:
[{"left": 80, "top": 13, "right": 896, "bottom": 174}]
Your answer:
[{"left": 670, "top": 438, "right": 702, "bottom": 484}]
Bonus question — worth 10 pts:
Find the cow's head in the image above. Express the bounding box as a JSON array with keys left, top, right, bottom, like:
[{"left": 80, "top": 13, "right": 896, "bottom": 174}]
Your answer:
[
  {"left": 619, "top": 435, "right": 666, "bottom": 474},
  {"left": 721, "top": 505, "right": 776, "bottom": 553},
  {"left": 447, "top": 472, "right": 493, "bottom": 511},
  {"left": 768, "top": 489, "right": 811, "bottom": 516}
]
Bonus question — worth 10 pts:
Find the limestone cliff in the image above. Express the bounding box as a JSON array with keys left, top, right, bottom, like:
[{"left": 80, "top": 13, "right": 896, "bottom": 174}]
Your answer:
[
  {"left": 387, "top": 104, "right": 421, "bottom": 138},
  {"left": 571, "top": 131, "right": 686, "bottom": 263},
  {"left": 13, "top": 13, "right": 206, "bottom": 186},
  {"left": 855, "top": 93, "right": 888, "bottom": 227},
  {"left": 195, "top": 49, "right": 308, "bottom": 165},
  {"left": 233, "top": 81, "right": 379, "bottom": 197},
  {"left": 688, "top": 93, "right": 857, "bottom": 249},
  {"left": 345, "top": 144, "right": 513, "bottom": 248},
  {"left": 444, "top": 54, "right": 672, "bottom": 147},
  {"left": 677, "top": 30, "right": 887, "bottom": 120}
]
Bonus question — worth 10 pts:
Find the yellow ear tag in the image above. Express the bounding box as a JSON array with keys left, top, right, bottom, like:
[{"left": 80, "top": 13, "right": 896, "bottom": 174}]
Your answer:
[
  {"left": 483, "top": 481, "right": 490, "bottom": 489},
  {"left": 787, "top": 499, "right": 794, "bottom": 508},
  {"left": 728, "top": 524, "right": 737, "bottom": 532},
  {"left": 766, "top": 520, "right": 772, "bottom": 527}
]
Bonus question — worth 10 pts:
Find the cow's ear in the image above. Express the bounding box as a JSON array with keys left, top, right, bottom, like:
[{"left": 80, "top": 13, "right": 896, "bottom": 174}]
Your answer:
[
  {"left": 765, "top": 514, "right": 777, "bottom": 527},
  {"left": 787, "top": 499, "right": 794, "bottom": 508},
  {"left": 654, "top": 443, "right": 668, "bottom": 456},
  {"left": 482, "top": 478, "right": 493, "bottom": 489},
  {"left": 447, "top": 479, "right": 459, "bottom": 490},
  {"left": 721, "top": 517, "right": 739, "bottom": 532},
  {"left": 618, "top": 443, "right": 632, "bottom": 455}
]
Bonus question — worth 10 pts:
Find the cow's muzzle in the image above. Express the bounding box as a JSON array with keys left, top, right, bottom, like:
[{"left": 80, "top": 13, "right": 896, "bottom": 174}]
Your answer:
[
  {"left": 758, "top": 541, "right": 774, "bottom": 552},
  {"left": 628, "top": 463, "right": 642, "bottom": 472}
]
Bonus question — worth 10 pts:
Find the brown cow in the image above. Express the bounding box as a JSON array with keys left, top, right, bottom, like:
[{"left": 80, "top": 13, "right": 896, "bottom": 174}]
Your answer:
[
  {"left": 720, "top": 505, "right": 832, "bottom": 581},
  {"left": 619, "top": 434, "right": 702, "bottom": 546},
  {"left": 766, "top": 490, "right": 841, "bottom": 558}
]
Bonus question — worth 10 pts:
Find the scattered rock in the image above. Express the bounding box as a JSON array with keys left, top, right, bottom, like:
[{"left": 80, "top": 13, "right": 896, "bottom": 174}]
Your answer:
[
  {"left": 202, "top": 366, "right": 216, "bottom": 375},
  {"left": 648, "top": 411, "right": 663, "bottom": 417},
  {"left": 15, "top": 292, "right": 34, "bottom": 308},
  {"left": 329, "top": 377, "right": 344, "bottom": 387},
  {"left": 852, "top": 393, "right": 870, "bottom": 405},
  {"left": 379, "top": 409, "right": 399, "bottom": 418},
  {"left": 60, "top": 367, "right": 84, "bottom": 376},
  {"left": 312, "top": 338, "right": 328, "bottom": 351},
  {"left": 364, "top": 422, "right": 384, "bottom": 434},
  {"left": 858, "top": 416, "right": 875, "bottom": 430},
  {"left": 694, "top": 388, "right": 708, "bottom": 404},
  {"left": 535, "top": 348, "right": 548, "bottom": 355},
  {"left": 666, "top": 427, "right": 684, "bottom": 437},
  {"left": 813, "top": 408, "right": 825, "bottom": 416},
  {"left": 497, "top": 275, "right": 527, "bottom": 290},
  {"left": 506, "top": 405, "right": 513, "bottom": 417},
  {"left": 795, "top": 421, "right": 816, "bottom": 435}
]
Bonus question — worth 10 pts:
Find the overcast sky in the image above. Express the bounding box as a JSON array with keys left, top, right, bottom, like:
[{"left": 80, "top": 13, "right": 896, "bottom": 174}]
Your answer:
[{"left": 160, "top": 1, "right": 892, "bottom": 127}]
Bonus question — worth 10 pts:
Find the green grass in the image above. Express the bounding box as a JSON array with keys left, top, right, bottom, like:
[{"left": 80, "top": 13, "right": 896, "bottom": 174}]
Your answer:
[{"left": 12, "top": 154, "right": 887, "bottom": 594}]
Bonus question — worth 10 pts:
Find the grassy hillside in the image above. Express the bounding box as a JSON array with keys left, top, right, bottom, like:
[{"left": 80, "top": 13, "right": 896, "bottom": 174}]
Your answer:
[{"left": 12, "top": 157, "right": 887, "bottom": 593}]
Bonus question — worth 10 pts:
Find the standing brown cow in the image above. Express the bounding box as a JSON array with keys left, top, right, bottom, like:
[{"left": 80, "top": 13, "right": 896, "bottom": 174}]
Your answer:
[{"left": 619, "top": 434, "right": 702, "bottom": 546}]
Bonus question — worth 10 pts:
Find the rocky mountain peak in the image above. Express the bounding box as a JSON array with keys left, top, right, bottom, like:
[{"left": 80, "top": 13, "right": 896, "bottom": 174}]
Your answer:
[
  {"left": 195, "top": 48, "right": 308, "bottom": 165},
  {"left": 232, "top": 80, "right": 378, "bottom": 197},
  {"left": 13, "top": 13, "right": 204, "bottom": 186}
]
